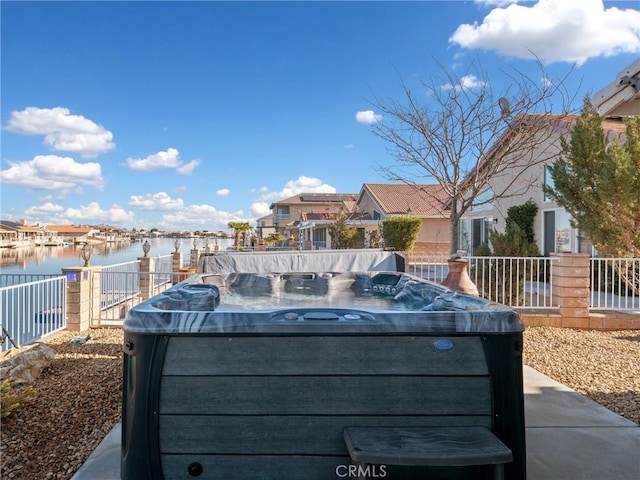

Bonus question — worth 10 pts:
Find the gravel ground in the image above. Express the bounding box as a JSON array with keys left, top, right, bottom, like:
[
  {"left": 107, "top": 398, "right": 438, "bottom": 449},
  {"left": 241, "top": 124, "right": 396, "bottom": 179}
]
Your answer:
[
  {"left": 522, "top": 326, "right": 640, "bottom": 425},
  {"left": 1, "top": 326, "right": 639, "bottom": 480},
  {"left": 1, "top": 328, "right": 123, "bottom": 480}
]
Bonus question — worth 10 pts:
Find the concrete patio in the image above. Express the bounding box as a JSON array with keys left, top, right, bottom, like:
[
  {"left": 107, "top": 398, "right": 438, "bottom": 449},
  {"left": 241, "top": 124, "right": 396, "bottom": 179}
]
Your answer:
[{"left": 72, "top": 365, "right": 639, "bottom": 480}]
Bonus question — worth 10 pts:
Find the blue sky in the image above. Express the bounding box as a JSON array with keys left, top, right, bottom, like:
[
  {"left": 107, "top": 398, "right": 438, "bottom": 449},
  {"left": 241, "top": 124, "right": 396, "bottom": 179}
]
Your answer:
[{"left": 1, "top": 0, "right": 639, "bottom": 233}]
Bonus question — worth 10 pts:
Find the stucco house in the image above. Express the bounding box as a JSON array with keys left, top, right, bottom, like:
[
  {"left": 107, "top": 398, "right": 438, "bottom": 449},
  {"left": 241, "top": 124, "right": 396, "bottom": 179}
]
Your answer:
[
  {"left": 45, "top": 225, "right": 100, "bottom": 244},
  {"left": 351, "top": 183, "right": 451, "bottom": 255},
  {"left": 461, "top": 109, "right": 631, "bottom": 256},
  {"left": 255, "top": 214, "right": 276, "bottom": 239},
  {"left": 0, "top": 220, "right": 46, "bottom": 247},
  {"left": 268, "top": 193, "right": 357, "bottom": 249}
]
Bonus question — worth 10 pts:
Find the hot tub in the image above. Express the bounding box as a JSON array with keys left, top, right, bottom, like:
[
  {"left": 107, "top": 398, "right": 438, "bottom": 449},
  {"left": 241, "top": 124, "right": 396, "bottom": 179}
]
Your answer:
[{"left": 122, "top": 264, "right": 526, "bottom": 479}]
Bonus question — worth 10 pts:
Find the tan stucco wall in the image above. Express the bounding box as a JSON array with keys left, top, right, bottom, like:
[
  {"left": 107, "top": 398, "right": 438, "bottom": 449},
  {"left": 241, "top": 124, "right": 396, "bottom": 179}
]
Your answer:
[{"left": 462, "top": 128, "right": 572, "bottom": 253}]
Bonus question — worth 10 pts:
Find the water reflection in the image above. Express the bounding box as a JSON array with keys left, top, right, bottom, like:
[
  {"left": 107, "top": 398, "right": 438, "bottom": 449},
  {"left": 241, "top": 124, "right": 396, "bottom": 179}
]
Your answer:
[{"left": 0, "top": 238, "right": 234, "bottom": 275}]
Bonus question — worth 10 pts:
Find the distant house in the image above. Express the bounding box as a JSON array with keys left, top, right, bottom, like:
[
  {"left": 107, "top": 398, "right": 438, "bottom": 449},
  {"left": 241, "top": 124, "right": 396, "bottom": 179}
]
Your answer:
[
  {"left": 45, "top": 225, "right": 99, "bottom": 244},
  {"left": 255, "top": 214, "right": 276, "bottom": 239},
  {"left": 0, "top": 223, "right": 18, "bottom": 248},
  {"left": 0, "top": 220, "right": 44, "bottom": 247},
  {"left": 353, "top": 183, "right": 451, "bottom": 255},
  {"left": 269, "top": 193, "right": 357, "bottom": 249},
  {"left": 91, "top": 223, "right": 131, "bottom": 242}
]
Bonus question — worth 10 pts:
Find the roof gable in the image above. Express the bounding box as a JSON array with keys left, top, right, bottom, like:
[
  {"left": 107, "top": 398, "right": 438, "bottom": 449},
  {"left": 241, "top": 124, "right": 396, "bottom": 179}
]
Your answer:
[{"left": 360, "top": 183, "right": 449, "bottom": 217}]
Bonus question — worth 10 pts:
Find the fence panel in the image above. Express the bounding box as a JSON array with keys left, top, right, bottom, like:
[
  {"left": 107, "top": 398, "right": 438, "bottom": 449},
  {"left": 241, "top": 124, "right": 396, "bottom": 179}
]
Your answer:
[
  {"left": 0, "top": 273, "right": 61, "bottom": 288},
  {"left": 0, "top": 276, "right": 66, "bottom": 352},
  {"left": 408, "top": 255, "right": 450, "bottom": 282},
  {"left": 469, "top": 256, "right": 556, "bottom": 309},
  {"left": 409, "top": 255, "right": 556, "bottom": 309},
  {"left": 154, "top": 254, "right": 173, "bottom": 288},
  {"left": 590, "top": 258, "right": 640, "bottom": 310},
  {"left": 99, "top": 261, "right": 141, "bottom": 311},
  {"left": 91, "top": 270, "right": 178, "bottom": 325}
]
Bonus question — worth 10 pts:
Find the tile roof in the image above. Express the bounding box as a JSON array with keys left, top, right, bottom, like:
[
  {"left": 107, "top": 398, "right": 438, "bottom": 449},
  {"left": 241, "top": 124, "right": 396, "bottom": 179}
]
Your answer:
[
  {"left": 460, "top": 114, "right": 628, "bottom": 194},
  {"left": 270, "top": 193, "right": 357, "bottom": 208},
  {"left": 45, "top": 225, "right": 94, "bottom": 234},
  {"left": 0, "top": 220, "right": 42, "bottom": 233},
  {"left": 362, "top": 184, "right": 449, "bottom": 216}
]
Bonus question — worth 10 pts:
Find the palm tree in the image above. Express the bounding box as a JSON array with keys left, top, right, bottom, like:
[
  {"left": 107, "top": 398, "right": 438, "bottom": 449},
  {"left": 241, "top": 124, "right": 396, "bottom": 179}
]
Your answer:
[{"left": 227, "top": 221, "right": 252, "bottom": 250}]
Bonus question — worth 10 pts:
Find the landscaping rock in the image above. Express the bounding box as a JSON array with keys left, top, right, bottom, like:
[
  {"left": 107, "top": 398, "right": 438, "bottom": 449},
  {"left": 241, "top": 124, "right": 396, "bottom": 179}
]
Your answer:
[{"left": 0, "top": 343, "right": 55, "bottom": 384}]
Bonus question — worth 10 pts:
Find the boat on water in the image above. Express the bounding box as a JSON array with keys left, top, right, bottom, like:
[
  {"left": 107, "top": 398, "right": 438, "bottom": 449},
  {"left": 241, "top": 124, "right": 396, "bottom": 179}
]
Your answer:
[{"left": 34, "top": 236, "right": 65, "bottom": 247}]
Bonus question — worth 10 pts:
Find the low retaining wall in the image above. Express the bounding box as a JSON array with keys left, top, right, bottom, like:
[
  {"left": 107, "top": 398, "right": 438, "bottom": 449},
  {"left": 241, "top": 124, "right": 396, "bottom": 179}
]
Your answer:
[{"left": 519, "top": 309, "right": 640, "bottom": 330}]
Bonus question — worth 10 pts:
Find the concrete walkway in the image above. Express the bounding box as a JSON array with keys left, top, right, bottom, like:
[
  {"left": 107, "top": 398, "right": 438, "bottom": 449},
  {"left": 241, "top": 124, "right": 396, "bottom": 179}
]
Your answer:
[{"left": 72, "top": 366, "right": 640, "bottom": 480}]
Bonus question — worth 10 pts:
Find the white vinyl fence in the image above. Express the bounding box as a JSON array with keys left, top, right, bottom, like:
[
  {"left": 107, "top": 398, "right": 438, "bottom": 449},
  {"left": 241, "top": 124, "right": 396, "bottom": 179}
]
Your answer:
[
  {"left": 0, "top": 275, "right": 66, "bottom": 352},
  {"left": 590, "top": 258, "right": 640, "bottom": 310},
  {"left": 410, "top": 255, "right": 557, "bottom": 309}
]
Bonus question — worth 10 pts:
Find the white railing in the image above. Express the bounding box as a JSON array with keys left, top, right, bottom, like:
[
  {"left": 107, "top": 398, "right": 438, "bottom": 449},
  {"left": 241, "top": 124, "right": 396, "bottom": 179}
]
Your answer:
[
  {"left": 0, "top": 273, "right": 61, "bottom": 288},
  {"left": 0, "top": 276, "right": 66, "bottom": 352},
  {"left": 154, "top": 254, "right": 173, "bottom": 288},
  {"left": 590, "top": 258, "right": 640, "bottom": 310},
  {"left": 409, "top": 255, "right": 557, "bottom": 309},
  {"left": 409, "top": 255, "right": 451, "bottom": 282},
  {"left": 92, "top": 270, "right": 182, "bottom": 325},
  {"left": 99, "top": 260, "right": 141, "bottom": 310},
  {"left": 469, "top": 256, "right": 556, "bottom": 309}
]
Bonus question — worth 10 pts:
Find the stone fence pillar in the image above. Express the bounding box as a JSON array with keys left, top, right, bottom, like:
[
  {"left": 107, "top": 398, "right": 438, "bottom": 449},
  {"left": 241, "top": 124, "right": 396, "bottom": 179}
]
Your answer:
[
  {"left": 138, "top": 255, "right": 156, "bottom": 300},
  {"left": 62, "top": 266, "right": 102, "bottom": 332},
  {"left": 551, "top": 253, "right": 590, "bottom": 328},
  {"left": 172, "top": 251, "right": 183, "bottom": 285},
  {"left": 190, "top": 247, "right": 200, "bottom": 268}
]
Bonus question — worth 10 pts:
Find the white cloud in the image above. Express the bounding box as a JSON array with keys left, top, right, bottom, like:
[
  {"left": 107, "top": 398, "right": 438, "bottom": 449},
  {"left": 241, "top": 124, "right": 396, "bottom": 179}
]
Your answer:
[
  {"left": 4, "top": 107, "right": 115, "bottom": 157},
  {"left": 157, "top": 204, "right": 246, "bottom": 231},
  {"left": 125, "top": 148, "right": 202, "bottom": 174},
  {"left": 216, "top": 188, "right": 230, "bottom": 197},
  {"left": 343, "top": 144, "right": 355, "bottom": 149},
  {"left": 0, "top": 155, "right": 104, "bottom": 192},
  {"left": 176, "top": 158, "right": 201, "bottom": 175},
  {"left": 128, "top": 192, "right": 184, "bottom": 211},
  {"left": 450, "top": 0, "right": 640, "bottom": 65},
  {"left": 63, "top": 202, "right": 135, "bottom": 224},
  {"left": 126, "top": 148, "right": 182, "bottom": 171},
  {"left": 474, "top": 0, "right": 518, "bottom": 6},
  {"left": 355, "top": 110, "right": 383, "bottom": 124},
  {"left": 250, "top": 201, "right": 271, "bottom": 218},
  {"left": 26, "top": 201, "right": 135, "bottom": 225},
  {"left": 442, "top": 74, "right": 487, "bottom": 91},
  {"left": 24, "top": 202, "right": 65, "bottom": 215}
]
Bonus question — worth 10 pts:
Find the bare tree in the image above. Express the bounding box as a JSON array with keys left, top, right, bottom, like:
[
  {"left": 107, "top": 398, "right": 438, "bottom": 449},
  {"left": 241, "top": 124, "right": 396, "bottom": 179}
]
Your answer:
[{"left": 372, "top": 59, "right": 574, "bottom": 256}]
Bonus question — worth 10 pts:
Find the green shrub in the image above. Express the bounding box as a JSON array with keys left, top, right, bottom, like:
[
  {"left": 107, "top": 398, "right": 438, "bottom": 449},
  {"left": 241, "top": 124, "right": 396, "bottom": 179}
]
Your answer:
[
  {"left": 472, "top": 201, "right": 542, "bottom": 306},
  {"left": 382, "top": 216, "right": 422, "bottom": 251},
  {"left": 1, "top": 379, "right": 33, "bottom": 418},
  {"left": 265, "top": 232, "right": 285, "bottom": 246}
]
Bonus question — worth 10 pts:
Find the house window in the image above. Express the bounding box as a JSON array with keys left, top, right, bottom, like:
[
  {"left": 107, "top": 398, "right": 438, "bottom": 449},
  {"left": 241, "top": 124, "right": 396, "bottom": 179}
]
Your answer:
[
  {"left": 543, "top": 164, "right": 555, "bottom": 202},
  {"left": 458, "top": 219, "right": 469, "bottom": 253},
  {"left": 275, "top": 206, "right": 290, "bottom": 221},
  {"left": 543, "top": 209, "right": 572, "bottom": 255},
  {"left": 470, "top": 188, "right": 494, "bottom": 212},
  {"left": 470, "top": 217, "right": 494, "bottom": 251},
  {"left": 373, "top": 210, "right": 381, "bottom": 221},
  {"left": 313, "top": 228, "right": 327, "bottom": 249}
]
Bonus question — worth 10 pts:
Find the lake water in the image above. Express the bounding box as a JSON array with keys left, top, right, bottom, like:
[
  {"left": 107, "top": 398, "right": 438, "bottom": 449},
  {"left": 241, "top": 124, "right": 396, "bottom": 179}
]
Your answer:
[{"left": 0, "top": 237, "right": 235, "bottom": 275}]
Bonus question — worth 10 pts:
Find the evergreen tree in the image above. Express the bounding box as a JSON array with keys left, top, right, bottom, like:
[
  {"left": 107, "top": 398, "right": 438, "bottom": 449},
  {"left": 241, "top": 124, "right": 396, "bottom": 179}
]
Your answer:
[
  {"left": 545, "top": 96, "right": 640, "bottom": 257},
  {"left": 328, "top": 212, "right": 358, "bottom": 249}
]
